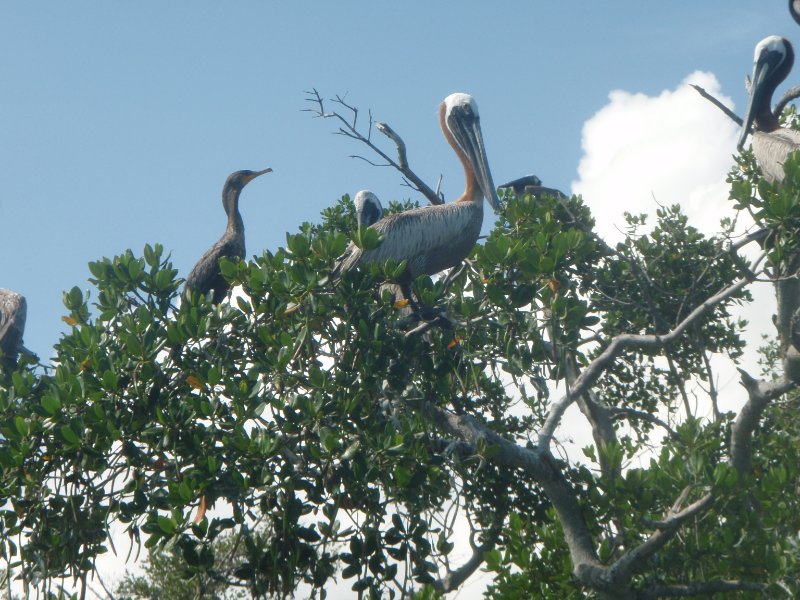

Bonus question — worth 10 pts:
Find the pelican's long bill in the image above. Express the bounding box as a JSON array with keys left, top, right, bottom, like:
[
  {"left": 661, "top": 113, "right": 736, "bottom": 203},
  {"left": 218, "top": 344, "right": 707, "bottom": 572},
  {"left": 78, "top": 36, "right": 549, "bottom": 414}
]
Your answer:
[
  {"left": 738, "top": 36, "right": 792, "bottom": 150},
  {"left": 444, "top": 93, "right": 501, "bottom": 211}
]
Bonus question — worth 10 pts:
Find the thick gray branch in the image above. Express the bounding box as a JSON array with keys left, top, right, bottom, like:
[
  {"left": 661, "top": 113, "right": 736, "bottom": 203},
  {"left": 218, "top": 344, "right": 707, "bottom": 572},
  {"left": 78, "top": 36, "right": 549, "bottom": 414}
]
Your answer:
[
  {"left": 731, "top": 370, "right": 795, "bottom": 475},
  {"left": 608, "top": 492, "right": 714, "bottom": 584},
  {"left": 421, "top": 405, "right": 604, "bottom": 582},
  {"left": 432, "top": 530, "right": 499, "bottom": 594},
  {"left": 539, "top": 278, "right": 750, "bottom": 447}
]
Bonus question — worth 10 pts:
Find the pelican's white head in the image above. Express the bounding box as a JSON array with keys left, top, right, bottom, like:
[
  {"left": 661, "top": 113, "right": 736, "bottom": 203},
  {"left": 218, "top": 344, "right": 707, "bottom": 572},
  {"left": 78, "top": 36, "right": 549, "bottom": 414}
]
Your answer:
[
  {"left": 353, "top": 190, "right": 383, "bottom": 227},
  {"left": 439, "top": 92, "right": 500, "bottom": 210}
]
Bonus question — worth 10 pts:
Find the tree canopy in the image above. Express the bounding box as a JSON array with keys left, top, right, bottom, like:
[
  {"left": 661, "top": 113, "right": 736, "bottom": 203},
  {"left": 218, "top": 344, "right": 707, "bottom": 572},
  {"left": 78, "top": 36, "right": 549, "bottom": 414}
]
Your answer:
[{"left": 2, "top": 102, "right": 800, "bottom": 600}]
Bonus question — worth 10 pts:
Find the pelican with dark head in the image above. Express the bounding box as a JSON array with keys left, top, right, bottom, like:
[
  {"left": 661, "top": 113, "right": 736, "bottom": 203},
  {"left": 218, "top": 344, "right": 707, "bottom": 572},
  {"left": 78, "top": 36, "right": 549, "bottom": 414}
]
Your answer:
[
  {"left": 738, "top": 36, "right": 800, "bottom": 183},
  {"left": 0, "top": 289, "right": 31, "bottom": 368},
  {"left": 354, "top": 190, "right": 383, "bottom": 227},
  {"left": 184, "top": 168, "right": 272, "bottom": 303},
  {"left": 334, "top": 93, "right": 499, "bottom": 288}
]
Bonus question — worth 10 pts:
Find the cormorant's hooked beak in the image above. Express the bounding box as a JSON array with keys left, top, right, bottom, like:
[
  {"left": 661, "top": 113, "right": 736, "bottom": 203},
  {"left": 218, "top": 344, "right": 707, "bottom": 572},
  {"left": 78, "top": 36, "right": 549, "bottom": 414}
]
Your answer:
[
  {"left": 243, "top": 167, "right": 273, "bottom": 184},
  {"left": 451, "top": 111, "right": 501, "bottom": 212}
]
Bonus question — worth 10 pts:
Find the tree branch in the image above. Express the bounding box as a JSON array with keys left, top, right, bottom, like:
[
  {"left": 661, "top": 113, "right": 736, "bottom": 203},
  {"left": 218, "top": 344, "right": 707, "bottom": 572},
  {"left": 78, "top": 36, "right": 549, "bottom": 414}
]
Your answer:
[
  {"left": 539, "top": 278, "right": 751, "bottom": 448},
  {"left": 431, "top": 527, "right": 500, "bottom": 594},
  {"left": 774, "top": 85, "right": 800, "bottom": 119},
  {"left": 304, "top": 89, "right": 443, "bottom": 206},
  {"left": 418, "top": 404, "right": 605, "bottom": 583},
  {"left": 690, "top": 85, "right": 742, "bottom": 126},
  {"left": 608, "top": 491, "right": 714, "bottom": 584},
  {"left": 375, "top": 122, "right": 444, "bottom": 205},
  {"left": 730, "top": 370, "right": 795, "bottom": 475}
]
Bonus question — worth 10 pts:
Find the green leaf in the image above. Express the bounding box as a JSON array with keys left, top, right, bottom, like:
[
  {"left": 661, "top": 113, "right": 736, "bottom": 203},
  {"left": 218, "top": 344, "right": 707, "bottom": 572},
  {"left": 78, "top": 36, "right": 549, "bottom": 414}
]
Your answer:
[
  {"left": 40, "top": 395, "right": 61, "bottom": 415},
  {"left": 157, "top": 515, "right": 177, "bottom": 535},
  {"left": 60, "top": 424, "right": 80, "bottom": 445}
]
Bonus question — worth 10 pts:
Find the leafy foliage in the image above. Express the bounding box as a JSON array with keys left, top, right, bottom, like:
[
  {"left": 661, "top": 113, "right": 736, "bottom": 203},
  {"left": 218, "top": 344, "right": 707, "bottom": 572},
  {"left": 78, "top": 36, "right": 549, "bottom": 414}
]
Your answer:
[{"left": 0, "top": 171, "right": 798, "bottom": 600}]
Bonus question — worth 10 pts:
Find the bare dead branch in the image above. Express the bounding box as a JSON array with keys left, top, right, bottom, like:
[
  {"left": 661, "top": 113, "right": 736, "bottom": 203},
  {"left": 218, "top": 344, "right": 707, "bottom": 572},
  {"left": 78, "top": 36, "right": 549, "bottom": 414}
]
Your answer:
[
  {"left": 375, "top": 122, "right": 444, "bottom": 205},
  {"left": 304, "top": 89, "right": 443, "bottom": 206},
  {"left": 691, "top": 84, "right": 743, "bottom": 126},
  {"left": 375, "top": 122, "right": 408, "bottom": 169},
  {"left": 539, "top": 277, "right": 751, "bottom": 448}
]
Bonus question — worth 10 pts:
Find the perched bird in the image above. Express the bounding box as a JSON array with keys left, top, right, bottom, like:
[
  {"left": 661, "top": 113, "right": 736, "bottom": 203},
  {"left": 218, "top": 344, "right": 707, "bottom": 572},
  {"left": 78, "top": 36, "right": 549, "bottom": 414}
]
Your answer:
[
  {"left": 334, "top": 93, "right": 499, "bottom": 292},
  {"left": 738, "top": 36, "right": 800, "bottom": 183},
  {"left": 354, "top": 190, "right": 384, "bottom": 226},
  {"left": 0, "top": 289, "right": 31, "bottom": 367},
  {"left": 184, "top": 168, "right": 272, "bottom": 303},
  {"left": 500, "top": 174, "right": 567, "bottom": 200},
  {"left": 500, "top": 174, "right": 541, "bottom": 196}
]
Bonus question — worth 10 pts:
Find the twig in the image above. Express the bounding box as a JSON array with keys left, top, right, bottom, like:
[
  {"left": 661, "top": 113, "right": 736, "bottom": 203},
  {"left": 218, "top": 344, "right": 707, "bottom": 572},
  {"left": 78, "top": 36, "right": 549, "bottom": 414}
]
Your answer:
[
  {"left": 608, "top": 407, "right": 679, "bottom": 440},
  {"left": 304, "top": 89, "right": 443, "bottom": 206},
  {"left": 691, "top": 85, "right": 742, "bottom": 126}
]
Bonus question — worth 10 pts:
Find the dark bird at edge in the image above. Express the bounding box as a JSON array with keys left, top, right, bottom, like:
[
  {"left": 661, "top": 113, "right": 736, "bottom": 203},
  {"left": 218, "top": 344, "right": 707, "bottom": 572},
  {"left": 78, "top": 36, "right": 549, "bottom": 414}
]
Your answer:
[
  {"left": 184, "top": 168, "right": 272, "bottom": 303},
  {"left": 500, "top": 174, "right": 567, "bottom": 200}
]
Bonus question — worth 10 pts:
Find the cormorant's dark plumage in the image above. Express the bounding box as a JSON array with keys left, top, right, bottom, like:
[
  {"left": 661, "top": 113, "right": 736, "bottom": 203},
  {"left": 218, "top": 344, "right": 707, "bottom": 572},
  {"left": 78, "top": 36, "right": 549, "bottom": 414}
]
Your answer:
[{"left": 184, "top": 168, "right": 271, "bottom": 303}]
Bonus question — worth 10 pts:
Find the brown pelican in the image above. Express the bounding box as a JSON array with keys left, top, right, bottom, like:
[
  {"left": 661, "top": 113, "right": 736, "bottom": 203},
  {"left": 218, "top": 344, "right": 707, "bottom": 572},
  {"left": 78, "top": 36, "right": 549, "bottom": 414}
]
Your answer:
[
  {"left": 184, "top": 168, "right": 272, "bottom": 303},
  {"left": 500, "top": 174, "right": 567, "bottom": 200},
  {"left": 354, "top": 190, "right": 383, "bottom": 226},
  {"left": 0, "top": 289, "right": 30, "bottom": 366},
  {"left": 334, "top": 93, "right": 499, "bottom": 290},
  {"left": 738, "top": 36, "right": 800, "bottom": 183}
]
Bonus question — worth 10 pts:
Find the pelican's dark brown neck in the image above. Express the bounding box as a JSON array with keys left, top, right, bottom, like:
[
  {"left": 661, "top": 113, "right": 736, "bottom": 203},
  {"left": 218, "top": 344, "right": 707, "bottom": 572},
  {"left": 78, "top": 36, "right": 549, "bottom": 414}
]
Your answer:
[
  {"left": 439, "top": 103, "right": 481, "bottom": 204},
  {"left": 758, "top": 39, "right": 795, "bottom": 132},
  {"left": 755, "top": 103, "right": 781, "bottom": 133}
]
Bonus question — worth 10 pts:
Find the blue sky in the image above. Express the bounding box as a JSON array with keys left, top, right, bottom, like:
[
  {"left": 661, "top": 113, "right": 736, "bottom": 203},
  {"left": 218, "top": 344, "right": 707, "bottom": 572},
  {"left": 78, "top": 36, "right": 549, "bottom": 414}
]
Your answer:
[{"left": 0, "top": 1, "right": 793, "bottom": 358}]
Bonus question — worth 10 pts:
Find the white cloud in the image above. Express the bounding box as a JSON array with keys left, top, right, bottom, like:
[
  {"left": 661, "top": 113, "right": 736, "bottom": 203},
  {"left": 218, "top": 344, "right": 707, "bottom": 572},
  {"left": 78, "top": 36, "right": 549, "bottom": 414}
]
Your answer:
[
  {"left": 571, "top": 70, "right": 774, "bottom": 421},
  {"left": 572, "top": 71, "right": 740, "bottom": 243}
]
